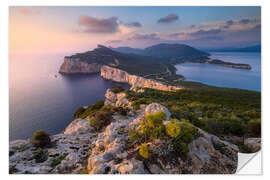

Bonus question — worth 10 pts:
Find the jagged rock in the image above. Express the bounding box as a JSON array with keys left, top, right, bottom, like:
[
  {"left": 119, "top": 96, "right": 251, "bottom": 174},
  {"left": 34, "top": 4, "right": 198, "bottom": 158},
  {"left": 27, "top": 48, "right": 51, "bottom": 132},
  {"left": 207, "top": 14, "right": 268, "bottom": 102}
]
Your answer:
[
  {"left": 104, "top": 89, "right": 132, "bottom": 108},
  {"left": 244, "top": 138, "right": 261, "bottom": 152},
  {"left": 10, "top": 99, "right": 241, "bottom": 174},
  {"left": 64, "top": 118, "right": 94, "bottom": 135},
  {"left": 9, "top": 119, "right": 96, "bottom": 174}
]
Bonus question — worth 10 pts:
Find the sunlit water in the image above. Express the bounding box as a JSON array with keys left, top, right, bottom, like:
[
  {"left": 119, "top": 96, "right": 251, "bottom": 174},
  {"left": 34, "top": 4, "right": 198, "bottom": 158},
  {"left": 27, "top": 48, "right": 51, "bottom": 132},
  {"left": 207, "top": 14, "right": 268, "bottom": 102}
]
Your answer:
[
  {"left": 9, "top": 54, "right": 129, "bottom": 141},
  {"left": 175, "top": 52, "right": 261, "bottom": 92}
]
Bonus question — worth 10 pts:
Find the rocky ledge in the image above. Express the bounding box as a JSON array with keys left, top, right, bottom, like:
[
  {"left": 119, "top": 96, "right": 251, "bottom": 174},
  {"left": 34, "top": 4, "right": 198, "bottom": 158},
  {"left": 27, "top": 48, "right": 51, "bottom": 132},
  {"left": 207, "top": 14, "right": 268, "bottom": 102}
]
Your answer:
[
  {"left": 101, "top": 65, "right": 182, "bottom": 92},
  {"left": 10, "top": 87, "right": 262, "bottom": 174}
]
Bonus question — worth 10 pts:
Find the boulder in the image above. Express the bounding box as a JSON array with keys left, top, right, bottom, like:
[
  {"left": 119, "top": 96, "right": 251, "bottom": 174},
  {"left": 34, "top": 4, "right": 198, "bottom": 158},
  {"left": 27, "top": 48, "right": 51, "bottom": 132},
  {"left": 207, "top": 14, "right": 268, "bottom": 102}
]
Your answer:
[{"left": 145, "top": 103, "right": 171, "bottom": 121}]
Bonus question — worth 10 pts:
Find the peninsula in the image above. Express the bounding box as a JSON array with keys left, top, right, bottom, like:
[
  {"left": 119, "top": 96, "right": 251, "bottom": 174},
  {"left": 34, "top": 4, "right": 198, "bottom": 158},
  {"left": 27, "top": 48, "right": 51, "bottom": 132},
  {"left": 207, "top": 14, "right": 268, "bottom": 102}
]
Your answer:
[{"left": 59, "top": 44, "right": 252, "bottom": 91}]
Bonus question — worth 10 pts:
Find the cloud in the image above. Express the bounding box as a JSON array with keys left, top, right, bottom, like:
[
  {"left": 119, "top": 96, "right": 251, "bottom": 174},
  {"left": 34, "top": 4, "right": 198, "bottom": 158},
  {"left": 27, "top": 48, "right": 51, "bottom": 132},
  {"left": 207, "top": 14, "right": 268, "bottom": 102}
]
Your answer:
[
  {"left": 157, "top": 14, "right": 179, "bottom": 24},
  {"left": 239, "top": 19, "right": 251, "bottom": 25},
  {"left": 106, "top": 40, "right": 123, "bottom": 43},
  {"left": 168, "top": 32, "right": 185, "bottom": 38},
  {"left": 78, "top": 16, "right": 119, "bottom": 33},
  {"left": 128, "top": 33, "right": 161, "bottom": 41},
  {"left": 124, "top": 22, "right": 142, "bottom": 28},
  {"left": 17, "top": 8, "right": 40, "bottom": 15},
  {"left": 189, "top": 25, "right": 196, "bottom": 29},
  {"left": 226, "top": 20, "right": 234, "bottom": 26},
  {"left": 188, "top": 29, "right": 223, "bottom": 37}
]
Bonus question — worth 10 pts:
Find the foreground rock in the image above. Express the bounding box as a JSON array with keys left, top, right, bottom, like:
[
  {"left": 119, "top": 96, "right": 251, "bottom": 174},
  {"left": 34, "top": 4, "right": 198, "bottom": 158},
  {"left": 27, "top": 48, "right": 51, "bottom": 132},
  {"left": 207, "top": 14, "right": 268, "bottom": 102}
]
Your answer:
[
  {"left": 9, "top": 119, "right": 96, "bottom": 174},
  {"left": 244, "top": 138, "right": 261, "bottom": 152},
  {"left": 10, "top": 90, "right": 241, "bottom": 174}
]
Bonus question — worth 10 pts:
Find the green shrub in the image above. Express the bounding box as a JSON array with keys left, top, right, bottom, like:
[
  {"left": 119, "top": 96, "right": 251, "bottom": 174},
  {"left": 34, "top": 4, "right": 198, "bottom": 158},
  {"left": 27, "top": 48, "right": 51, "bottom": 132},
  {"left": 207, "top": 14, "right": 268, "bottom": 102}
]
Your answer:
[
  {"left": 171, "top": 120, "right": 197, "bottom": 154},
  {"left": 50, "top": 154, "right": 67, "bottom": 168},
  {"left": 73, "top": 107, "right": 86, "bottom": 119},
  {"left": 88, "top": 110, "right": 112, "bottom": 131},
  {"left": 110, "top": 86, "right": 125, "bottom": 93},
  {"left": 33, "top": 148, "right": 47, "bottom": 163},
  {"left": 141, "top": 110, "right": 167, "bottom": 140},
  {"left": 31, "top": 130, "right": 51, "bottom": 148},
  {"left": 139, "top": 143, "right": 149, "bottom": 159},
  {"left": 128, "top": 129, "right": 142, "bottom": 142},
  {"left": 248, "top": 119, "right": 261, "bottom": 137},
  {"left": 74, "top": 101, "right": 104, "bottom": 119},
  {"left": 166, "top": 119, "right": 181, "bottom": 138}
]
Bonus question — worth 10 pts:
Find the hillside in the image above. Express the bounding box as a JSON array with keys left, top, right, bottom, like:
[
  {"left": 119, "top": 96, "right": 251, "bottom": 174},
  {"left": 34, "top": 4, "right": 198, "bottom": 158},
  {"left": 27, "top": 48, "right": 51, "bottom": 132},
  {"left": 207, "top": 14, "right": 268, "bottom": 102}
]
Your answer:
[{"left": 112, "top": 43, "right": 210, "bottom": 59}]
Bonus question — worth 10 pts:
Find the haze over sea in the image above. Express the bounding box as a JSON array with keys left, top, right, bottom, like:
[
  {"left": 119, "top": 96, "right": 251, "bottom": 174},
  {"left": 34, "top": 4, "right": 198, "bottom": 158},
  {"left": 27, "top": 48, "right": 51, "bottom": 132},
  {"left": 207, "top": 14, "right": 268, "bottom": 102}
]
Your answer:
[{"left": 9, "top": 51, "right": 260, "bottom": 140}]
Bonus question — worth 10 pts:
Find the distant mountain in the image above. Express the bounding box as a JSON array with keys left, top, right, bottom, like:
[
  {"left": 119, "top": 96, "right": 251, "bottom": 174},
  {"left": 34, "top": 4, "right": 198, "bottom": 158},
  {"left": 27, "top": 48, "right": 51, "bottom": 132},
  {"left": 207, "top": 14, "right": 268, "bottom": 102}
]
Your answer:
[
  {"left": 111, "top": 43, "right": 210, "bottom": 59},
  {"left": 210, "top": 45, "right": 261, "bottom": 52}
]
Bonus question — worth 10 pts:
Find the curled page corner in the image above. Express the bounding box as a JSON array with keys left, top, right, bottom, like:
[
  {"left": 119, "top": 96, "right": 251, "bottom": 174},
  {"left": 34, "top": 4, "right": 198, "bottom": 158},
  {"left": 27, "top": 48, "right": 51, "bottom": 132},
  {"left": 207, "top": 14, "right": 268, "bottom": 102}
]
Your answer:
[{"left": 236, "top": 151, "right": 262, "bottom": 174}]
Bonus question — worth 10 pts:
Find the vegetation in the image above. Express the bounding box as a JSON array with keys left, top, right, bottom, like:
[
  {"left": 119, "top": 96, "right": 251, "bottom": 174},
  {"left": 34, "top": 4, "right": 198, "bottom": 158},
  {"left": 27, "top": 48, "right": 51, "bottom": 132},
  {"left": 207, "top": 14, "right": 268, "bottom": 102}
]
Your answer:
[
  {"left": 126, "top": 86, "right": 260, "bottom": 138},
  {"left": 31, "top": 130, "right": 51, "bottom": 148},
  {"left": 129, "top": 110, "right": 198, "bottom": 159},
  {"left": 50, "top": 154, "right": 67, "bottom": 168},
  {"left": 73, "top": 100, "right": 104, "bottom": 120},
  {"left": 170, "top": 119, "right": 198, "bottom": 154},
  {"left": 33, "top": 148, "right": 47, "bottom": 163},
  {"left": 88, "top": 110, "right": 112, "bottom": 131},
  {"left": 110, "top": 86, "right": 125, "bottom": 93},
  {"left": 248, "top": 119, "right": 261, "bottom": 137},
  {"left": 139, "top": 143, "right": 149, "bottom": 159}
]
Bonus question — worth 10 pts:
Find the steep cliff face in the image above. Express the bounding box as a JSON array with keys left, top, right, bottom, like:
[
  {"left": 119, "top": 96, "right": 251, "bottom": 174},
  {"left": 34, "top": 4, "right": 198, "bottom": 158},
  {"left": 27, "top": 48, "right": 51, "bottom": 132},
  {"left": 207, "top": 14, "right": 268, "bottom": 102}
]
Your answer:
[
  {"left": 59, "top": 57, "right": 102, "bottom": 74},
  {"left": 101, "top": 65, "right": 182, "bottom": 92}
]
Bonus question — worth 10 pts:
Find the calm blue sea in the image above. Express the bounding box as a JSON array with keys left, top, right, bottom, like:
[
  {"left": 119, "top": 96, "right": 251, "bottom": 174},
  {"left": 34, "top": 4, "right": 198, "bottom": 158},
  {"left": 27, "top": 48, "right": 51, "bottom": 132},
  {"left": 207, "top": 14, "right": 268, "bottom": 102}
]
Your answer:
[
  {"left": 10, "top": 52, "right": 260, "bottom": 141},
  {"left": 9, "top": 54, "right": 129, "bottom": 141},
  {"left": 175, "top": 52, "right": 261, "bottom": 92}
]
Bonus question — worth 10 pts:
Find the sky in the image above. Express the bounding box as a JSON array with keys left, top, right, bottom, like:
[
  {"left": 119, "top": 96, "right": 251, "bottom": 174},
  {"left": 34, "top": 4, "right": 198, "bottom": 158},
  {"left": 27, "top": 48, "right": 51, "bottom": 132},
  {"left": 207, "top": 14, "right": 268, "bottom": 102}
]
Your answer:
[{"left": 9, "top": 6, "right": 261, "bottom": 55}]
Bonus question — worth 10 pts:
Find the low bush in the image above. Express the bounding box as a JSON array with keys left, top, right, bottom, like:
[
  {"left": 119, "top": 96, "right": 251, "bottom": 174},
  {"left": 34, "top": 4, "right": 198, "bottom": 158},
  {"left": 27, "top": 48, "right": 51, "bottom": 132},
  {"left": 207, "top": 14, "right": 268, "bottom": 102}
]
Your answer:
[
  {"left": 33, "top": 148, "right": 47, "bottom": 163},
  {"left": 50, "top": 154, "right": 67, "bottom": 168},
  {"left": 166, "top": 119, "right": 181, "bottom": 138},
  {"left": 248, "top": 119, "right": 261, "bottom": 137},
  {"left": 110, "top": 86, "right": 125, "bottom": 93},
  {"left": 139, "top": 143, "right": 149, "bottom": 159},
  {"left": 74, "top": 100, "right": 104, "bottom": 119},
  {"left": 141, "top": 111, "right": 167, "bottom": 140},
  {"left": 169, "top": 119, "right": 198, "bottom": 154},
  {"left": 31, "top": 130, "right": 51, "bottom": 148},
  {"left": 88, "top": 110, "right": 112, "bottom": 131}
]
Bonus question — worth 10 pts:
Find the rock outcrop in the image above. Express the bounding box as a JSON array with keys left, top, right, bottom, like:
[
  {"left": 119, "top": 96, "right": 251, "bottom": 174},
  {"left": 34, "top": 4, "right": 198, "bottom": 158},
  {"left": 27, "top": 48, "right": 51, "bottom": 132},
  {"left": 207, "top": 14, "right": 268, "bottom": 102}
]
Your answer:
[
  {"left": 59, "top": 57, "right": 102, "bottom": 74},
  {"left": 244, "top": 138, "right": 261, "bottom": 152},
  {"left": 9, "top": 119, "right": 96, "bottom": 174},
  {"left": 104, "top": 89, "right": 132, "bottom": 108},
  {"left": 101, "top": 65, "right": 182, "bottom": 92},
  {"left": 9, "top": 89, "right": 241, "bottom": 174}
]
